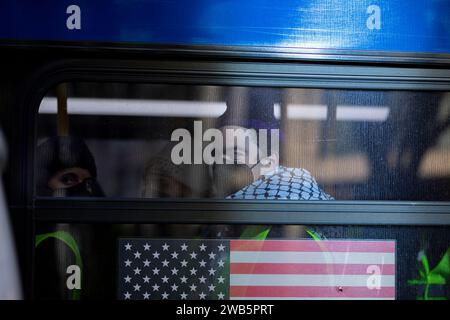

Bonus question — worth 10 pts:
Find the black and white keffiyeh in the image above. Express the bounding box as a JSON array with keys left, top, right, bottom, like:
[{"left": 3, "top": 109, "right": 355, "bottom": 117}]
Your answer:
[{"left": 226, "top": 166, "right": 334, "bottom": 200}]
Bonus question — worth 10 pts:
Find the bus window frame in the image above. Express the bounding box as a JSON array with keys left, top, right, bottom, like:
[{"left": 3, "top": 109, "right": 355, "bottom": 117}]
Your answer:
[
  {"left": 11, "top": 58, "right": 449, "bottom": 226},
  {"left": 0, "top": 47, "right": 445, "bottom": 300}
]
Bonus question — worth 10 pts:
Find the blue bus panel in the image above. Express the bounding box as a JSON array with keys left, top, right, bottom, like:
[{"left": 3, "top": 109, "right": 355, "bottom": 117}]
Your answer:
[{"left": 1, "top": 0, "right": 450, "bottom": 54}]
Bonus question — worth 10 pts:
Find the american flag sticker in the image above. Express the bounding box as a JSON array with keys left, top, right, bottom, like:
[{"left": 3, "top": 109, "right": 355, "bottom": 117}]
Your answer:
[{"left": 117, "top": 239, "right": 395, "bottom": 300}]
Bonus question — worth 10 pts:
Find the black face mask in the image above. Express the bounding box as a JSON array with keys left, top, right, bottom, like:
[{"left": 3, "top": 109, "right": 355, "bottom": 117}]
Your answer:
[{"left": 52, "top": 178, "right": 105, "bottom": 197}]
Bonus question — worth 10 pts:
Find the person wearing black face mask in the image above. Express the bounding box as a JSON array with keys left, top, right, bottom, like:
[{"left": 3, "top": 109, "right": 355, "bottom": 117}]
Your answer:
[
  {"left": 36, "top": 136, "right": 105, "bottom": 197},
  {"left": 35, "top": 135, "right": 107, "bottom": 299}
]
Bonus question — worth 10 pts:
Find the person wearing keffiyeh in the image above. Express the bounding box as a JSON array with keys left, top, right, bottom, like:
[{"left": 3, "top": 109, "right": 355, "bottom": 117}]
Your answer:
[
  {"left": 226, "top": 165, "right": 334, "bottom": 200},
  {"left": 211, "top": 87, "right": 334, "bottom": 201}
]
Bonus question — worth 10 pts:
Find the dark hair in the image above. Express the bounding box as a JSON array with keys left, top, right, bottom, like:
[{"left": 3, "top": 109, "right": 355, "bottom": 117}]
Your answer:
[
  {"left": 36, "top": 136, "right": 98, "bottom": 193},
  {"left": 218, "top": 87, "right": 282, "bottom": 156},
  {"left": 219, "top": 87, "right": 280, "bottom": 129}
]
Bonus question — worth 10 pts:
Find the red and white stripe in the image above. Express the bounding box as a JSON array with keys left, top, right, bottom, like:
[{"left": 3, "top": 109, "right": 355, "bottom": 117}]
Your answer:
[{"left": 229, "top": 240, "right": 395, "bottom": 300}]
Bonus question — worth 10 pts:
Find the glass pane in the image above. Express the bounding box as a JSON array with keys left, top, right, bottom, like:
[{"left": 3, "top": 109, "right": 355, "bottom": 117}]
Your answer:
[
  {"left": 36, "top": 83, "right": 450, "bottom": 200},
  {"left": 34, "top": 223, "right": 450, "bottom": 300}
]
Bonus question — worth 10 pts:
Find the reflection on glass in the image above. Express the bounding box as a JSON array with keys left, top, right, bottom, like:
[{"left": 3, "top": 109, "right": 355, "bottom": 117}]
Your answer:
[{"left": 36, "top": 84, "right": 450, "bottom": 200}]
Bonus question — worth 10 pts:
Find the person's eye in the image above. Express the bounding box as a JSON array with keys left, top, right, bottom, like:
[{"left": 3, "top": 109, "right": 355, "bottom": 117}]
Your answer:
[{"left": 60, "top": 172, "right": 80, "bottom": 186}]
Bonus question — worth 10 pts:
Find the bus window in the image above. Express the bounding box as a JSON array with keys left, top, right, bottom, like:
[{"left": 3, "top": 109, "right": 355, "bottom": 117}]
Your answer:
[{"left": 36, "top": 83, "right": 450, "bottom": 201}]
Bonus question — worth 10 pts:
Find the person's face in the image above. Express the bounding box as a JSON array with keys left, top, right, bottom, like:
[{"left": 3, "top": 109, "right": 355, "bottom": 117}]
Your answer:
[
  {"left": 220, "top": 126, "right": 278, "bottom": 181},
  {"left": 47, "top": 166, "right": 100, "bottom": 197},
  {"left": 250, "top": 153, "right": 279, "bottom": 180},
  {"left": 48, "top": 167, "right": 92, "bottom": 190}
]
